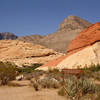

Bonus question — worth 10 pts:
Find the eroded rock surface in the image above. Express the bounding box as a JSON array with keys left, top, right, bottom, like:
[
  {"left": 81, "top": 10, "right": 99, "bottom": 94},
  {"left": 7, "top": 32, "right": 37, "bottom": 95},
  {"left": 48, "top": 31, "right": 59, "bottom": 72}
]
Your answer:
[
  {"left": 0, "top": 40, "right": 63, "bottom": 66},
  {"left": 37, "top": 22, "right": 100, "bottom": 70}
]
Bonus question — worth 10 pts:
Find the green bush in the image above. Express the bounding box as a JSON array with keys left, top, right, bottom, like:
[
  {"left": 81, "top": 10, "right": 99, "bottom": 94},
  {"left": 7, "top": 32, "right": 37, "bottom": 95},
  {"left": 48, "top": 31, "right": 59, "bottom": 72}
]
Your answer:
[
  {"left": 82, "top": 64, "right": 100, "bottom": 81},
  {"left": 83, "top": 64, "right": 100, "bottom": 72},
  {"left": 16, "top": 63, "right": 43, "bottom": 74},
  {"left": 0, "top": 62, "right": 17, "bottom": 85}
]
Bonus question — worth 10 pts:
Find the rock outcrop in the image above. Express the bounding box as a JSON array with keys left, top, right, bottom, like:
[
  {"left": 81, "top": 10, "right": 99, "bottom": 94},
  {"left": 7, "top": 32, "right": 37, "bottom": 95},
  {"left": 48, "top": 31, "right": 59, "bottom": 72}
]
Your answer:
[
  {"left": 37, "top": 22, "right": 100, "bottom": 70},
  {"left": 18, "top": 16, "right": 91, "bottom": 53},
  {"left": 0, "top": 40, "right": 63, "bottom": 66},
  {"left": 67, "top": 23, "right": 100, "bottom": 55},
  {"left": 58, "top": 16, "right": 91, "bottom": 32}
]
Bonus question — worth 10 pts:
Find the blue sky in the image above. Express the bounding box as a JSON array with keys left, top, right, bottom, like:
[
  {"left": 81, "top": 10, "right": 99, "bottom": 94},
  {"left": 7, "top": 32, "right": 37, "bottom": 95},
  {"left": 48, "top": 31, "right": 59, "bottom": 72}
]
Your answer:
[{"left": 0, "top": 0, "right": 100, "bottom": 36}]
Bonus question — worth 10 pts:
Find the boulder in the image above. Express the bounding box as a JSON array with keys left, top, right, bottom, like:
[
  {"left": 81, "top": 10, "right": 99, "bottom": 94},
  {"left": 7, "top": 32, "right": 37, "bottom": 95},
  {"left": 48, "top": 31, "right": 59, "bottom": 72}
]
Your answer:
[{"left": 16, "top": 75, "right": 24, "bottom": 81}]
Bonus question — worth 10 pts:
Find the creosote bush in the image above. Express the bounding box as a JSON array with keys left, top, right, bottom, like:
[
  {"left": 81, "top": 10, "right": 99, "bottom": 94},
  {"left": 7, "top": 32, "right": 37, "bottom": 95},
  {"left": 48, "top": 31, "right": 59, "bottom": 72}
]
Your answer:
[{"left": 0, "top": 61, "right": 17, "bottom": 85}]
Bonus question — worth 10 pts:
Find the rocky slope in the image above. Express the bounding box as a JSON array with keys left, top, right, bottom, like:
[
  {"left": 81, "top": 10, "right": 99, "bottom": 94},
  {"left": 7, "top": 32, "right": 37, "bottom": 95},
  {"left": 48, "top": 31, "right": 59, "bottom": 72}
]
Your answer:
[
  {"left": 37, "top": 22, "right": 100, "bottom": 70},
  {"left": 18, "top": 16, "right": 91, "bottom": 53},
  {"left": 0, "top": 40, "right": 63, "bottom": 66},
  {"left": 0, "top": 32, "right": 18, "bottom": 40}
]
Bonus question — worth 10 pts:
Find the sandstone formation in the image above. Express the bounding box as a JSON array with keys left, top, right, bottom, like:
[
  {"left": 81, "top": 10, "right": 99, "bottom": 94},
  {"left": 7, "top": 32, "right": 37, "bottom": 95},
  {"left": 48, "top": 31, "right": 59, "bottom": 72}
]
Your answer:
[
  {"left": 0, "top": 40, "right": 63, "bottom": 66},
  {"left": 18, "top": 16, "right": 91, "bottom": 53},
  {"left": 0, "top": 32, "right": 18, "bottom": 40},
  {"left": 56, "top": 41, "right": 100, "bottom": 69},
  {"left": 67, "top": 23, "right": 100, "bottom": 55},
  {"left": 37, "top": 22, "right": 100, "bottom": 70}
]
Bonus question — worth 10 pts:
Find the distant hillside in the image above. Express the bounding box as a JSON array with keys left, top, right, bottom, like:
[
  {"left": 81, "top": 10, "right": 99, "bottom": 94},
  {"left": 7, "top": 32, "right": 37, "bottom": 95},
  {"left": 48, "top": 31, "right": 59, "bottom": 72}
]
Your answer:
[
  {"left": 18, "top": 16, "right": 91, "bottom": 53},
  {"left": 0, "top": 32, "right": 18, "bottom": 40}
]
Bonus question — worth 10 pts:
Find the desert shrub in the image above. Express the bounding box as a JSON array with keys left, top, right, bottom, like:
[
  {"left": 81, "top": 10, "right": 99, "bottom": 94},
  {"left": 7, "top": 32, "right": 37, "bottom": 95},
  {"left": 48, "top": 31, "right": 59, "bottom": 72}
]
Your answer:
[
  {"left": 0, "top": 62, "right": 17, "bottom": 85},
  {"left": 46, "top": 68, "right": 62, "bottom": 81},
  {"left": 39, "top": 77, "right": 60, "bottom": 88},
  {"left": 58, "top": 76, "right": 100, "bottom": 100},
  {"left": 24, "top": 70, "right": 45, "bottom": 80},
  {"left": 58, "top": 87, "right": 67, "bottom": 96},
  {"left": 78, "top": 77, "right": 99, "bottom": 94},
  {"left": 31, "top": 74, "right": 61, "bottom": 91},
  {"left": 82, "top": 64, "right": 100, "bottom": 81},
  {"left": 48, "top": 68, "right": 59, "bottom": 73},
  {"left": 33, "top": 77, "right": 60, "bottom": 89},
  {"left": 91, "top": 71, "right": 100, "bottom": 81},
  {"left": 83, "top": 64, "right": 100, "bottom": 72},
  {"left": 16, "top": 63, "right": 43, "bottom": 74},
  {"left": 22, "top": 63, "right": 43, "bottom": 69}
]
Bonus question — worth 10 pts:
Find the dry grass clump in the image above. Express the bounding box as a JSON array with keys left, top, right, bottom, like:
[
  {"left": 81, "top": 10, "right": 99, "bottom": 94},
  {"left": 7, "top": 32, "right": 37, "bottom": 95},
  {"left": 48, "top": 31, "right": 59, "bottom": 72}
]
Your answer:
[
  {"left": 0, "top": 61, "right": 17, "bottom": 85},
  {"left": 30, "top": 69, "right": 61, "bottom": 91},
  {"left": 24, "top": 70, "right": 45, "bottom": 80},
  {"left": 58, "top": 75, "right": 100, "bottom": 100},
  {"left": 82, "top": 64, "right": 100, "bottom": 81},
  {"left": 38, "top": 77, "right": 60, "bottom": 88},
  {"left": 31, "top": 77, "right": 61, "bottom": 91}
]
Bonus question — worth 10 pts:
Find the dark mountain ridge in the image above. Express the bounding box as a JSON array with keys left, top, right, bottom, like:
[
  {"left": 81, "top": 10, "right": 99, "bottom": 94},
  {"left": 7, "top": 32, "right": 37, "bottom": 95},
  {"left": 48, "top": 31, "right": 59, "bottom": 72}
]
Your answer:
[{"left": 0, "top": 32, "right": 18, "bottom": 40}]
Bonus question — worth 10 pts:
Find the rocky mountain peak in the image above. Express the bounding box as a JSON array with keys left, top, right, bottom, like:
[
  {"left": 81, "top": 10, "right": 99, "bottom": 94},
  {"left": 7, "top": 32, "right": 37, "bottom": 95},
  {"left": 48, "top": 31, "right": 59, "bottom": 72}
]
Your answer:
[
  {"left": 17, "top": 16, "right": 91, "bottom": 53},
  {"left": 58, "top": 15, "right": 91, "bottom": 32}
]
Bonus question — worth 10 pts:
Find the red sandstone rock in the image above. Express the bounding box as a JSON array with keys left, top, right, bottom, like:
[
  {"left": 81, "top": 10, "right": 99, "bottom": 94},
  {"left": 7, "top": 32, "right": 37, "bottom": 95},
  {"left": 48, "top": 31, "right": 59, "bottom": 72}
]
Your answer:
[
  {"left": 67, "top": 23, "right": 100, "bottom": 54},
  {"left": 39, "top": 22, "right": 100, "bottom": 69},
  {"left": 40, "top": 55, "right": 67, "bottom": 68}
]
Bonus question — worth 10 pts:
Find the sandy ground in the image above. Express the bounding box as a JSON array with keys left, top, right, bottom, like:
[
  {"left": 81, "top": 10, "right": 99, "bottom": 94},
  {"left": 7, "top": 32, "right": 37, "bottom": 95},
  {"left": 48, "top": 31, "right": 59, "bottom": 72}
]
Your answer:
[{"left": 0, "top": 86, "right": 66, "bottom": 100}]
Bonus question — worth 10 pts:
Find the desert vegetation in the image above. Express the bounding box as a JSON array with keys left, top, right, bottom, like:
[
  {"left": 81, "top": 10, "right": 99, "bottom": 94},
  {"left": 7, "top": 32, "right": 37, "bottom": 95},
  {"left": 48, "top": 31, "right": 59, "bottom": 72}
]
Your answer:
[
  {"left": 0, "top": 62, "right": 43, "bottom": 85},
  {"left": 1, "top": 61, "right": 100, "bottom": 100},
  {"left": 16, "top": 63, "right": 43, "bottom": 74},
  {"left": 27, "top": 64, "right": 100, "bottom": 100},
  {"left": 58, "top": 76, "right": 100, "bottom": 100},
  {"left": 57, "top": 64, "right": 100, "bottom": 100},
  {"left": 82, "top": 64, "right": 100, "bottom": 81},
  {"left": 0, "top": 62, "right": 17, "bottom": 85}
]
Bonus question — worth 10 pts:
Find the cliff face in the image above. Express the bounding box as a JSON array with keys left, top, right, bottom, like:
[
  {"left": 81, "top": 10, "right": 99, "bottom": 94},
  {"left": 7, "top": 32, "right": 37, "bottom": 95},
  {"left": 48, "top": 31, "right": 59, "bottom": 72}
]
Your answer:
[
  {"left": 18, "top": 16, "right": 91, "bottom": 53},
  {"left": 67, "top": 23, "right": 100, "bottom": 55},
  {"left": 0, "top": 32, "right": 18, "bottom": 40},
  {"left": 0, "top": 40, "right": 63, "bottom": 66}
]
